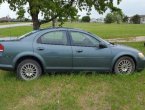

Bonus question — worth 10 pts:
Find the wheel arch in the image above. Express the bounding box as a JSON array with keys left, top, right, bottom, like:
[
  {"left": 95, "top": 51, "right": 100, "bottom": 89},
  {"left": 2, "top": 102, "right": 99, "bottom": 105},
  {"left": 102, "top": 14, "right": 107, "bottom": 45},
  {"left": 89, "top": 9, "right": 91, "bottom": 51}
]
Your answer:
[
  {"left": 14, "top": 54, "right": 46, "bottom": 73},
  {"left": 112, "top": 54, "right": 137, "bottom": 72}
]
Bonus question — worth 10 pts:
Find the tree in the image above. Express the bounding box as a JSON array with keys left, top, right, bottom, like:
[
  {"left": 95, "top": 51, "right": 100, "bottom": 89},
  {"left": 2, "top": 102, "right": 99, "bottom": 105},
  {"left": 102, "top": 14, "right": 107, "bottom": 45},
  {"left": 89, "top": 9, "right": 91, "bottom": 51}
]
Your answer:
[
  {"left": 6, "top": 0, "right": 78, "bottom": 29},
  {"left": 131, "top": 14, "right": 140, "bottom": 24},
  {"left": 42, "top": 1, "right": 78, "bottom": 27},
  {"left": 123, "top": 15, "right": 129, "bottom": 23},
  {"left": 82, "top": 16, "right": 90, "bottom": 22},
  {"left": 105, "top": 11, "right": 123, "bottom": 24},
  {"left": 104, "top": 13, "right": 115, "bottom": 23},
  {"left": 4, "top": 0, "right": 122, "bottom": 30},
  {"left": 113, "top": 11, "right": 123, "bottom": 24},
  {"left": 17, "top": 7, "right": 25, "bottom": 21}
]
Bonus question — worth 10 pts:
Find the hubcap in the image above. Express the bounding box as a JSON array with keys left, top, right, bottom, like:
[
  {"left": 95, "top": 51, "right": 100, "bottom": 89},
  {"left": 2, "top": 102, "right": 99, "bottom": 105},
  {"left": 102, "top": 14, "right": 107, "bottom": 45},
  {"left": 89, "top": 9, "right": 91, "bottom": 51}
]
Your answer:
[
  {"left": 20, "top": 63, "right": 39, "bottom": 80},
  {"left": 117, "top": 59, "right": 133, "bottom": 74}
]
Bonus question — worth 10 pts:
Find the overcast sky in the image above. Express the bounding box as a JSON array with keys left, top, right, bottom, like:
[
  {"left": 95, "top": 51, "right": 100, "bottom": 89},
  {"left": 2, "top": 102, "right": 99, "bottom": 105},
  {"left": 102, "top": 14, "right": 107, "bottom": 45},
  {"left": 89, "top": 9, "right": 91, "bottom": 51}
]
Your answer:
[{"left": 0, "top": 0, "right": 145, "bottom": 19}]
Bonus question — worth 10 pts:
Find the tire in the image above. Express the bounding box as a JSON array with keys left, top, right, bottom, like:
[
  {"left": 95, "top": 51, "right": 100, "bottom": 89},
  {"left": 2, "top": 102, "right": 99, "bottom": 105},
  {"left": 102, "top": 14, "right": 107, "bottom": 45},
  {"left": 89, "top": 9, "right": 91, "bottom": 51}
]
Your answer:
[
  {"left": 17, "top": 59, "right": 42, "bottom": 81},
  {"left": 114, "top": 56, "right": 135, "bottom": 74}
]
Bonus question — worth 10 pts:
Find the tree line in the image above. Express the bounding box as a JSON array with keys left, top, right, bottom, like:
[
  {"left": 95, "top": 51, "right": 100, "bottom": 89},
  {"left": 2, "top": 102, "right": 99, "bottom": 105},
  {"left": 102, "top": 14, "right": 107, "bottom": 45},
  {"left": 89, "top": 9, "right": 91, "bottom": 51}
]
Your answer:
[{"left": 104, "top": 12, "right": 141, "bottom": 24}]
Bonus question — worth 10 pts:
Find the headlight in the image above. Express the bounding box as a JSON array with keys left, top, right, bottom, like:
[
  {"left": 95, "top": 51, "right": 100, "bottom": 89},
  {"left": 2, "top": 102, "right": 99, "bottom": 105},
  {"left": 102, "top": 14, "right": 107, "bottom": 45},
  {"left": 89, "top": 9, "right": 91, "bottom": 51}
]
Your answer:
[{"left": 138, "top": 53, "right": 145, "bottom": 59}]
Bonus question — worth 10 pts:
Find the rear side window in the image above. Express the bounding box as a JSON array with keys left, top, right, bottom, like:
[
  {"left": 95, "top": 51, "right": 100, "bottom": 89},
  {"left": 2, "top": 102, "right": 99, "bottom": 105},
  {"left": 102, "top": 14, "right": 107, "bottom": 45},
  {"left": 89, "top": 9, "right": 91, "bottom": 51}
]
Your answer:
[{"left": 38, "top": 31, "right": 68, "bottom": 45}]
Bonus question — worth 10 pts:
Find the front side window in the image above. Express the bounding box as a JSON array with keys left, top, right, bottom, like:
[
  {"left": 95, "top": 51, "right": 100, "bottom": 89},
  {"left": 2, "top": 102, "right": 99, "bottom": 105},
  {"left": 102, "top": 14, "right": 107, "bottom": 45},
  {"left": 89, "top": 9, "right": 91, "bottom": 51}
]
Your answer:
[
  {"left": 39, "top": 31, "right": 68, "bottom": 45},
  {"left": 70, "top": 31, "right": 100, "bottom": 47}
]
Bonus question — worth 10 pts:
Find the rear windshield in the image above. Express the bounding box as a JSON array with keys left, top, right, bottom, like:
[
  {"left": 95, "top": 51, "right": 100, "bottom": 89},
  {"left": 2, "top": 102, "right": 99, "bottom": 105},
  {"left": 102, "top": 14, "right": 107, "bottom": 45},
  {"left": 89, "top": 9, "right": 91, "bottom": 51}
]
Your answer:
[{"left": 19, "top": 30, "right": 38, "bottom": 39}]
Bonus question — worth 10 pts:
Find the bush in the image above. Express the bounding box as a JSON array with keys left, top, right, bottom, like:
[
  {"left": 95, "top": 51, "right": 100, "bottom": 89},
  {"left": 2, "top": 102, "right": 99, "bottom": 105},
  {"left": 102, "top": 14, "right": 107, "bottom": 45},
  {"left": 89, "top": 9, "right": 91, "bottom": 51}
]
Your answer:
[
  {"left": 81, "top": 16, "right": 90, "bottom": 22},
  {"left": 131, "top": 15, "right": 140, "bottom": 24}
]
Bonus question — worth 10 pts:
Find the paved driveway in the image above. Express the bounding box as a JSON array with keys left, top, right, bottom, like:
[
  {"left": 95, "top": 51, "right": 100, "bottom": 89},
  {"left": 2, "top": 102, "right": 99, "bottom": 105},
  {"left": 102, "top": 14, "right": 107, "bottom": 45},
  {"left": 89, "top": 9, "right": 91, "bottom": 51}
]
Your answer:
[{"left": 0, "top": 23, "right": 32, "bottom": 29}]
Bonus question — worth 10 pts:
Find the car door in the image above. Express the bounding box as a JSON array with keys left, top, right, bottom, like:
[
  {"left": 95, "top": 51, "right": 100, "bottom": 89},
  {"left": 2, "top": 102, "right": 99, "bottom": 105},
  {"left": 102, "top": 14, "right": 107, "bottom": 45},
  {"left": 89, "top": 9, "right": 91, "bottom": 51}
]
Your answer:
[
  {"left": 69, "top": 31, "right": 112, "bottom": 71},
  {"left": 34, "top": 30, "right": 72, "bottom": 70}
]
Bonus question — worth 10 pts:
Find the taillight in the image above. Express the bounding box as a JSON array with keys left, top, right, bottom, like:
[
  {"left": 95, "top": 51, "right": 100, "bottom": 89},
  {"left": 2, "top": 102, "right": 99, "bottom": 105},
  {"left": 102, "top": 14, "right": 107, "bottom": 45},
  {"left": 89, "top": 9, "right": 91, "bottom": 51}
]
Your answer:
[{"left": 0, "top": 44, "right": 4, "bottom": 52}]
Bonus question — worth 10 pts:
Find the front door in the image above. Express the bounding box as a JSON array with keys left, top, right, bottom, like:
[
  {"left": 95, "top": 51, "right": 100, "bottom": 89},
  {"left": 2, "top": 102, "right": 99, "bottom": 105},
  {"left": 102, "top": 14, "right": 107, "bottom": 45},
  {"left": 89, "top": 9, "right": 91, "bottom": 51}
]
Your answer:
[{"left": 69, "top": 31, "right": 112, "bottom": 71}]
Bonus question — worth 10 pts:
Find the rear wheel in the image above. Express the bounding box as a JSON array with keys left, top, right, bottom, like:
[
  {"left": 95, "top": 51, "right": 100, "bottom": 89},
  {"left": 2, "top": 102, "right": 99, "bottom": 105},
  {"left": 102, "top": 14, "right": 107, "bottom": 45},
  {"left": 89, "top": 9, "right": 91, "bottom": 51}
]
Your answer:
[
  {"left": 114, "top": 56, "right": 135, "bottom": 74},
  {"left": 17, "top": 59, "right": 42, "bottom": 80}
]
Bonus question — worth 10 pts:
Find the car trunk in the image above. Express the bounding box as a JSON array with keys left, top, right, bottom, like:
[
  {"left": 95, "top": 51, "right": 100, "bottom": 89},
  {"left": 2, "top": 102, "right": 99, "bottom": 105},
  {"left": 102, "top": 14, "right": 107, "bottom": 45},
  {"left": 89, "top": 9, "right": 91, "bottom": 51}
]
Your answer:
[{"left": 0, "top": 37, "right": 19, "bottom": 42}]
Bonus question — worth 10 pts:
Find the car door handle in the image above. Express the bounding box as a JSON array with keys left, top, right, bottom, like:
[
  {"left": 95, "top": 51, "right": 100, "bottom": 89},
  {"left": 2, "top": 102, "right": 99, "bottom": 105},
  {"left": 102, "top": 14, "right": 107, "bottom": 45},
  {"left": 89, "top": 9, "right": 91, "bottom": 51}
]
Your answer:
[
  {"left": 37, "top": 47, "right": 45, "bottom": 51},
  {"left": 76, "top": 50, "right": 83, "bottom": 53}
]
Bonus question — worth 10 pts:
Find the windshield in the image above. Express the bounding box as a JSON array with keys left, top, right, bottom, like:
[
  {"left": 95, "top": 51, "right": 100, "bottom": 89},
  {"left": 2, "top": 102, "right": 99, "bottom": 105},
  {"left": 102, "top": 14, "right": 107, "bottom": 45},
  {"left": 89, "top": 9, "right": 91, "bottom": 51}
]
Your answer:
[{"left": 19, "top": 30, "right": 38, "bottom": 39}]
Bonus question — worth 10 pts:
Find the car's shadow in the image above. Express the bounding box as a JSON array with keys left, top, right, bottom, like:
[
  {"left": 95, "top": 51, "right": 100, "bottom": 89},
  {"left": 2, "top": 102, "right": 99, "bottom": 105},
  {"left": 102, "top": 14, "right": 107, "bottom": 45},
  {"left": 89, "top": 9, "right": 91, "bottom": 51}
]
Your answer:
[
  {"left": 46, "top": 71, "right": 113, "bottom": 76},
  {"left": 3, "top": 71, "right": 132, "bottom": 81},
  {"left": 3, "top": 71, "right": 113, "bottom": 78}
]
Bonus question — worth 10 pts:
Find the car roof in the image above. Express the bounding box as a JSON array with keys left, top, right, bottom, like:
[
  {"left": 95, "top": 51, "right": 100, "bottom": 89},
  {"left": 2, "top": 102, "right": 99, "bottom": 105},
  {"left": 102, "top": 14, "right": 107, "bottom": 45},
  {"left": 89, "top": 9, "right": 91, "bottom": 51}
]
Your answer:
[{"left": 38, "top": 27, "right": 90, "bottom": 34}]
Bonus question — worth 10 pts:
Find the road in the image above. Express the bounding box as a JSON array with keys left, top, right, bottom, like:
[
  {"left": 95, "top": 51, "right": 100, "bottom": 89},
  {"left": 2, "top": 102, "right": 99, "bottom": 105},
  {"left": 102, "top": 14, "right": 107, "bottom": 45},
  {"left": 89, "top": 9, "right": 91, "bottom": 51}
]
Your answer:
[{"left": 0, "top": 23, "right": 32, "bottom": 29}]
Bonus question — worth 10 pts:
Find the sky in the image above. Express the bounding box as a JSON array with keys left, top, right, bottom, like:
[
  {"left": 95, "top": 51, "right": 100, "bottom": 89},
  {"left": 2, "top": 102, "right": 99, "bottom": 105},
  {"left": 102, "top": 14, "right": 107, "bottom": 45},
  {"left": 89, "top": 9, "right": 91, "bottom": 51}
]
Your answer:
[{"left": 0, "top": 0, "right": 145, "bottom": 19}]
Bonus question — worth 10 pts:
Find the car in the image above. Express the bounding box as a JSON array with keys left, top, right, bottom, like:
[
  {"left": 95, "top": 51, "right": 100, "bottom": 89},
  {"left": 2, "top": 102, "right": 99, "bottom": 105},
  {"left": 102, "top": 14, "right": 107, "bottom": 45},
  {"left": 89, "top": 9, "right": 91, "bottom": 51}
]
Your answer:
[{"left": 0, "top": 27, "right": 145, "bottom": 80}]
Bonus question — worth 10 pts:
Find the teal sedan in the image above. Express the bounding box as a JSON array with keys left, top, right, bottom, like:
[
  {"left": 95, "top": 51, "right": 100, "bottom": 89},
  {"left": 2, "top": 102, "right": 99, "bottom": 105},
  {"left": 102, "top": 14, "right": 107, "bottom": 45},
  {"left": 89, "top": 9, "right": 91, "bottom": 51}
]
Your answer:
[{"left": 0, "top": 27, "right": 145, "bottom": 80}]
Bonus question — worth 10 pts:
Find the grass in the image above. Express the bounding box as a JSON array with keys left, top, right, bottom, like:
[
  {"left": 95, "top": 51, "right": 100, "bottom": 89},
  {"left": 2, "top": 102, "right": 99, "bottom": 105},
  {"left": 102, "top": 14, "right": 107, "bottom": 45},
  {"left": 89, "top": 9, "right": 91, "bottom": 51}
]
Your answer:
[
  {"left": 0, "top": 26, "right": 32, "bottom": 37},
  {"left": 0, "top": 23, "right": 145, "bottom": 39},
  {"left": 0, "top": 42, "right": 145, "bottom": 110}
]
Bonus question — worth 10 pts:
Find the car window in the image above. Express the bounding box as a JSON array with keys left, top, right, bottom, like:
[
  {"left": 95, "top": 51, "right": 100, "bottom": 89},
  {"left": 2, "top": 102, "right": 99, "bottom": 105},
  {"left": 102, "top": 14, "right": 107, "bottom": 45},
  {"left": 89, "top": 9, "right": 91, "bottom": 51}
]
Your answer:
[
  {"left": 19, "top": 30, "right": 38, "bottom": 39},
  {"left": 39, "top": 31, "right": 68, "bottom": 45},
  {"left": 70, "top": 31, "right": 100, "bottom": 47}
]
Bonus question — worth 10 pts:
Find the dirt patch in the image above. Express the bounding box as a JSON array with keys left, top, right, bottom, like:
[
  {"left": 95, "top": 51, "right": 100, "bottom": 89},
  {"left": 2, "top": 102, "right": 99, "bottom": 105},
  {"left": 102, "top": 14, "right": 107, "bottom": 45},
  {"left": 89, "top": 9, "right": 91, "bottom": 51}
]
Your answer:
[
  {"left": 11, "top": 82, "right": 62, "bottom": 110},
  {"left": 106, "top": 36, "right": 145, "bottom": 43},
  {"left": 12, "top": 96, "right": 39, "bottom": 110}
]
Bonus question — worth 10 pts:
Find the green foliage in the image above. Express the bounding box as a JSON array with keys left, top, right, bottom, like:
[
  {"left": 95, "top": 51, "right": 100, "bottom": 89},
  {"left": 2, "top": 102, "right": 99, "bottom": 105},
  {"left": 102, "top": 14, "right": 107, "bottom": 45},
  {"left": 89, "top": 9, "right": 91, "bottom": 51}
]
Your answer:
[
  {"left": 42, "top": 1, "right": 78, "bottom": 26},
  {"left": 105, "top": 13, "right": 116, "bottom": 23},
  {"left": 113, "top": 11, "right": 123, "bottom": 24},
  {"left": 123, "top": 15, "right": 129, "bottom": 23},
  {"left": 131, "top": 14, "right": 141, "bottom": 24},
  {"left": 105, "top": 11, "right": 123, "bottom": 24},
  {"left": 78, "top": 0, "right": 122, "bottom": 14},
  {"left": 81, "top": 16, "right": 90, "bottom": 22},
  {"left": 17, "top": 7, "right": 25, "bottom": 20}
]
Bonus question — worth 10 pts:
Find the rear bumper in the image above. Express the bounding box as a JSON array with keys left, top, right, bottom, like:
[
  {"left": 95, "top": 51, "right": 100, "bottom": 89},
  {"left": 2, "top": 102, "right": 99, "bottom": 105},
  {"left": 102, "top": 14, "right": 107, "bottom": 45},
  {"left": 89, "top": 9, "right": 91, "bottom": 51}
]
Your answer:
[{"left": 0, "top": 64, "right": 14, "bottom": 71}]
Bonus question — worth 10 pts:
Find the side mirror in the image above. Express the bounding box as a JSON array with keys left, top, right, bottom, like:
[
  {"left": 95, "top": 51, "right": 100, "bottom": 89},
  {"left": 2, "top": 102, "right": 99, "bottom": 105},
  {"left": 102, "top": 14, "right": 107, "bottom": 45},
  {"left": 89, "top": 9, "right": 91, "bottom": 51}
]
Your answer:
[{"left": 99, "top": 42, "right": 107, "bottom": 49}]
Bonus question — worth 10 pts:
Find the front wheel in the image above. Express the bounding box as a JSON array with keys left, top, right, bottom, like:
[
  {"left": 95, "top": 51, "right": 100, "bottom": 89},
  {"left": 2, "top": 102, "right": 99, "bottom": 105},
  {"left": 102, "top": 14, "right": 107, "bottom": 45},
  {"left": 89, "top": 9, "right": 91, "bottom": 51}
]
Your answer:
[
  {"left": 114, "top": 56, "right": 135, "bottom": 74},
  {"left": 17, "top": 59, "right": 42, "bottom": 81}
]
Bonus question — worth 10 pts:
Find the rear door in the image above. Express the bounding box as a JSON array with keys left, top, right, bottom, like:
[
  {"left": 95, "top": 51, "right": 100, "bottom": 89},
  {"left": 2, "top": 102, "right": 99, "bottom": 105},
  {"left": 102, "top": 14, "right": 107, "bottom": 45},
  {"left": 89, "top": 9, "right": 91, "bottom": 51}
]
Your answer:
[{"left": 33, "top": 30, "right": 72, "bottom": 70}]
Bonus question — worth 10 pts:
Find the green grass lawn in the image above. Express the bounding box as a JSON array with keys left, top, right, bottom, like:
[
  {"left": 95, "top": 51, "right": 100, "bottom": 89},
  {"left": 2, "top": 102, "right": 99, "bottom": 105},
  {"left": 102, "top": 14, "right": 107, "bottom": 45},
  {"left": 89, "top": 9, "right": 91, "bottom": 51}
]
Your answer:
[
  {"left": 0, "top": 23, "right": 145, "bottom": 39},
  {"left": 0, "top": 26, "right": 32, "bottom": 37},
  {"left": 0, "top": 42, "right": 145, "bottom": 110}
]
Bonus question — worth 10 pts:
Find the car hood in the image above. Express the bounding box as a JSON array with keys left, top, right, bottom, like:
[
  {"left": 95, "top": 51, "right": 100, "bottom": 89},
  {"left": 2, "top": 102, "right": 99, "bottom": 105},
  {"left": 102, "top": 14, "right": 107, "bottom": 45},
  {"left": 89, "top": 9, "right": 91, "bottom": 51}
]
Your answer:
[
  {"left": 0, "top": 37, "right": 18, "bottom": 41},
  {"left": 111, "top": 44, "right": 140, "bottom": 53}
]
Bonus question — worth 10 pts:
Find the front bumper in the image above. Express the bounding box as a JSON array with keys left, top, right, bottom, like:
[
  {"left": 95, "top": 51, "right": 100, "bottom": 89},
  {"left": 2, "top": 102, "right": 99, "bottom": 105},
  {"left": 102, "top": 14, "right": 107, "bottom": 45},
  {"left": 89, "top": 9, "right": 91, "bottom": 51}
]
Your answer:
[{"left": 136, "top": 57, "right": 145, "bottom": 71}]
